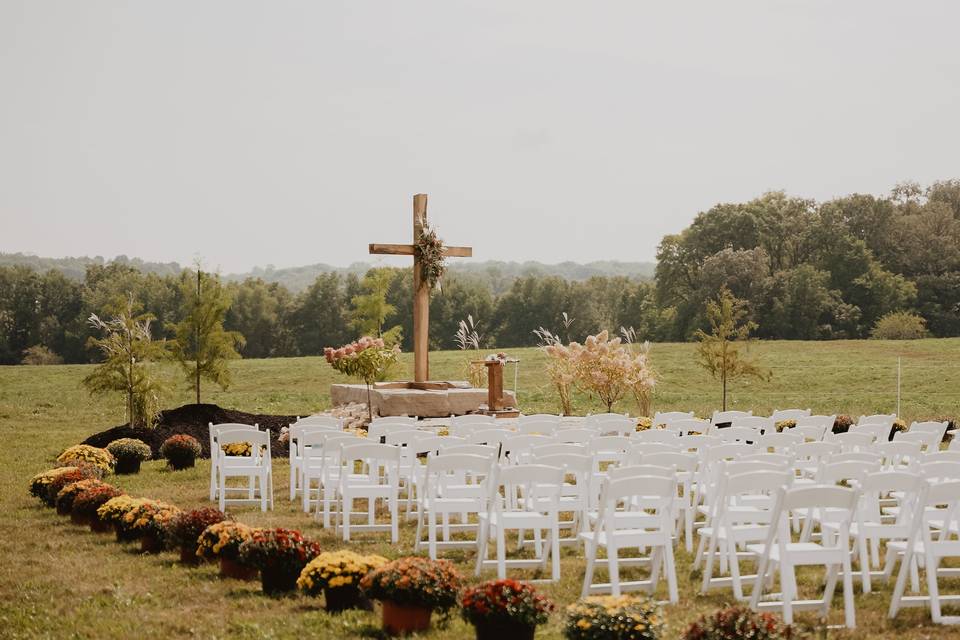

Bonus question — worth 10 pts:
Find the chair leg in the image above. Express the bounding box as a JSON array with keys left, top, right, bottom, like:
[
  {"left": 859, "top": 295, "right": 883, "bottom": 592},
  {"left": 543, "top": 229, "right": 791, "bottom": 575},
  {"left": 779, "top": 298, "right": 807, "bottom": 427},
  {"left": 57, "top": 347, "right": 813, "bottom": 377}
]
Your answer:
[
  {"left": 390, "top": 491, "right": 399, "bottom": 544},
  {"left": 728, "top": 536, "right": 744, "bottom": 600},
  {"left": 889, "top": 545, "right": 913, "bottom": 619},
  {"left": 841, "top": 549, "right": 856, "bottom": 628},
  {"left": 859, "top": 534, "right": 872, "bottom": 594},
  {"left": 428, "top": 510, "right": 438, "bottom": 560},
  {"left": 496, "top": 523, "right": 506, "bottom": 579},
  {"left": 781, "top": 561, "right": 797, "bottom": 625},
  {"left": 701, "top": 531, "right": 717, "bottom": 594},
  {"left": 343, "top": 496, "right": 351, "bottom": 541},
  {"left": 927, "top": 550, "right": 942, "bottom": 624},
  {"left": 608, "top": 542, "right": 620, "bottom": 596},
  {"left": 664, "top": 542, "right": 679, "bottom": 603},
  {"left": 551, "top": 521, "right": 561, "bottom": 581},
  {"left": 582, "top": 540, "right": 597, "bottom": 598}
]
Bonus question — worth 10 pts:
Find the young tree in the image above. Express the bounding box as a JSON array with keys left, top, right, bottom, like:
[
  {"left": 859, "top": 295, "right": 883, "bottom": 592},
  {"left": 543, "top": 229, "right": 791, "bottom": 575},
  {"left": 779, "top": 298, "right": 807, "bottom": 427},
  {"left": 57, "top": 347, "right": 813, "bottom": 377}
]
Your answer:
[
  {"left": 83, "top": 295, "right": 168, "bottom": 427},
  {"left": 169, "top": 268, "right": 245, "bottom": 404},
  {"left": 695, "top": 288, "right": 770, "bottom": 411},
  {"left": 351, "top": 268, "right": 402, "bottom": 344}
]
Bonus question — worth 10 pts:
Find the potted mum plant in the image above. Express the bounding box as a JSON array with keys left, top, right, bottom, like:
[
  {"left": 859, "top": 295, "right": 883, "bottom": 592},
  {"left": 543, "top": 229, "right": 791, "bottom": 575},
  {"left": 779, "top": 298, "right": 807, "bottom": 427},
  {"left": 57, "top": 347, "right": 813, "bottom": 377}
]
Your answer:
[
  {"left": 360, "top": 556, "right": 462, "bottom": 635},
  {"left": 166, "top": 507, "right": 228, "bottom": 565},
  {"left": 298, "top": 550, "right": 387, "bottom": 613},
  {"left": 121, "top": 499, "right": 182, "bottom": 552},
  {"left": 72, "top": 484, "right": 123, "bottom": 530},
  {"left": 56, "top": 444, "right": 115, "bottom": 475},
  {"left": 29, "top": 467, "right": 99, "bottom": 507},
  {"left": 106, "top": 438, "right": 152, "bottom": 474},
  {"left": 160, "top": 434, "right": 202, "bottom": 470},
  {"left": 462, "top": 579, "right": 554, "bottom": 640},
  {"left": 237, "top": 528, "right": 322, "bottom": 595},
  {"left": 198, "top": 521, "right": 258, "bottom": 579},
  {"left": 564, "top": 595, "right": 664, "bottom": 640},
  {"left": 97, "top": 495, "right": 150, "bottom": 541},
  {"left": 198, "top": 521, "right": 258, "bottom": 580},
  {"left": 56, "top": 479, "right": 106, "bottom": 518},
  {"left": 681, "top": 605, "right": 794, "bottom": 640}
]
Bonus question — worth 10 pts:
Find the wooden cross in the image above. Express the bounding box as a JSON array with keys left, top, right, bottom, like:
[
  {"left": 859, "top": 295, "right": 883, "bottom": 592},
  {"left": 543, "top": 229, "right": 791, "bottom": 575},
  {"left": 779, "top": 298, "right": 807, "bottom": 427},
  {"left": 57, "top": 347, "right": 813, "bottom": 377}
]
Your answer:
[{"left": 369, "top": 194, "right": 472, "bottom": 382}]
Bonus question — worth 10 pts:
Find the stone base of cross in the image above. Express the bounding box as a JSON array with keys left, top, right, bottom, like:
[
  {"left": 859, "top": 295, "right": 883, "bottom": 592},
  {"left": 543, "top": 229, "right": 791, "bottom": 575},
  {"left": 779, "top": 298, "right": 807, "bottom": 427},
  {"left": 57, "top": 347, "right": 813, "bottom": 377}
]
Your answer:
[{"left": 369, "top": 194, "right": 472, "bottom": 384}]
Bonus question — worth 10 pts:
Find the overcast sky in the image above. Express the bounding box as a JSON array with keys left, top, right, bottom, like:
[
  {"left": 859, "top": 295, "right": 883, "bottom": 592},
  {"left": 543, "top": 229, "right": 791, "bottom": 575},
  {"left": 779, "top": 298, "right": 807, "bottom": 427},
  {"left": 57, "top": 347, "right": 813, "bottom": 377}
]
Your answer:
[{"left": 1, "top": 2, "right": 958, "bottom": 274}]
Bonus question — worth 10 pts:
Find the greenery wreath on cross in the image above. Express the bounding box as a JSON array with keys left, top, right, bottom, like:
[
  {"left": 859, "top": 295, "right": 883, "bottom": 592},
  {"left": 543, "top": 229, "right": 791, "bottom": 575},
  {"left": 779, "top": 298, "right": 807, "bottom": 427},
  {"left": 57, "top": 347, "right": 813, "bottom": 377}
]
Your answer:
[{"left": 415, "top": 220, "right": 446, "bottom": 291}]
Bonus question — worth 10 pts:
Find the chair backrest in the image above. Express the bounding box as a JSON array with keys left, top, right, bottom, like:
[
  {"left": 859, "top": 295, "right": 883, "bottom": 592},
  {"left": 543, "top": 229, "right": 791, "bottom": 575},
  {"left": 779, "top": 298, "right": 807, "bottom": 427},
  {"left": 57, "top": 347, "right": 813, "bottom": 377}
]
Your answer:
[
  {"left": 732, "top": 416, "right": 775, "bottom": 433},
  {"left": 517, "top": 419, "right": 559, "bottom": 436},
  {"left": 300, "top": 431, "right": 362, "bottom": 463},
  {"left": 781, "top": 483, "right": 857, "bottom": 512},
  {"left": 409, "top": 435, "right": 448, "bottom": 457},
  {"left": 368, "top": 419, "right": 423, "bottom": 439},
  {"left": 637, "top": 451, "right": 697, "bottom": 472},
  {"left": 703, "top": 442, "right": 755, "bottom": 465},
  {"left": 858, "top": 414, "right": 896, "bottom": 428},
  {"left": 770, "top": 408, "right": 812, "bottom": 422},
  {"left": 502, "top": 434, "right": 556, "bottom": 462},
  {"left": 518, "top": 414, "right": 562, "bottom": 425},
  {"left": 423, "top": 453, "right": 493, "bottom": 499},
  {"left": 858, "top": 470, "right": 924, "bottom": 523},
  {"left": 599, "top": 475, "right": 676, "bottom": 526},
  {"left": 553, "top": 428, "right": 596, "bottom": 444},
  {"left": 850, "top": 422, "right": 892, "bottom": 444},
  {"left": 465, "top": 429, "right": 513, "bottom": 447},
  {"left": 895, "top": 430, "right": 941, "bottom": 453},
  {"left": 923, "top": 451, "right": 960, "bottom": 464},
  {"left": 608, "top": 464, "right": 674, "bottom": 481},
  {"left": 795, "top": 414, "right": 836, "bottom": 432},
  {"left": 818, "top": 459, "right": 881, "bottom": 484},
  {"left": 451, "top": 414, "right": 498, "bottom": 428},
  {"left": 756, "top": 432, "right": 803, "bottom": 453},
  {"left": 627, "top": 442, "right": 683, "bottom": 460},
  {"left": 218, "top": 428, "right": 270, "bottom": 463},
  {"left": 490, "top": 464, "right": 564, "bottom": 512},
  {"left": 875, "top": 441, "right": 922, "bottom": 469},
  {"left": 383, "top": 429, "right": 427, "bottom": 447},
  {"left": 724, "top": 459, "right": 786, "bottom": 476},
  {"left": 339, "top": 442, "right": 401, "bottom": 484},
  {"left": 739, "top": 452, "right": 793, "bottom": 468},
  {"left": 652, "top": 411, "right": 695, "bottom": 426},
  {"left": 441, "top": 443, "right": 499, "bottom": 459},
  {"left": 715, "top": 426, "right": 760, "bottom": 443},
  {"left": 711, "top": 409, "right": 752, "bottom": 424},
  {"left": 530, "top": 443, "right": 586, "bottom": 458},
  {"left": 371, "top": 416, "right": 417, "bottom": 426},
  {"left": 919, "top": 460, "right": 960, "bottom": 482},
  {"left": 210, "top": 422, "right": 259, "bottom": 458},
  {"left": 664, "top": 418, "right": 710, "bottom": 436},
  {"left": 634, "top": 429, "right": 681, "bottom": 444},
  {"left": 294, "top": 415, "right": 343, "bottom": 428},
  {"left": 590, "top": 415, "right": 635, "bottom": 437},
  {"left": 678, "top": 434, "right": 721, "bottom": 454},
  {"left": 794, "top": 440, "right": 841, "bottom": 461},
  {"left": 828, "top": 451, "right": 883, "bottom": 466},
  {"left": 827, "top": 430, "right": 875, "bottom": 452},
  {"left": 907, "top": 421, "right": 948, "bottom": 450},
  {"left": 792, "top": 425, "right": 827, "bottom": 441}
]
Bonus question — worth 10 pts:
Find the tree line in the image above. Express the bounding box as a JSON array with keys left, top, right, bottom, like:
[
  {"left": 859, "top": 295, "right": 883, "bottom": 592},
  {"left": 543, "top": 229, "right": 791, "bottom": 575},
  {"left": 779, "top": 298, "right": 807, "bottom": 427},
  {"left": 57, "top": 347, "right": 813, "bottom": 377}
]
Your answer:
[{"left": 2, "top": 178, "right": 959, "bottom": 365}]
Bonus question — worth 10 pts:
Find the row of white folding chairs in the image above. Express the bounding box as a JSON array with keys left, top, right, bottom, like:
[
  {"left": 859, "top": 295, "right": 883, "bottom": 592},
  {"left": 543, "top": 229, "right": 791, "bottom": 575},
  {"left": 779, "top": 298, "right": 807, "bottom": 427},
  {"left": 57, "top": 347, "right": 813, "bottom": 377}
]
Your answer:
[
  {"left": 287, "top": 415, "right": 345, "bottom": 500},
  {"left": 207, "top": 422, "right": 274, "bottom": 512}
]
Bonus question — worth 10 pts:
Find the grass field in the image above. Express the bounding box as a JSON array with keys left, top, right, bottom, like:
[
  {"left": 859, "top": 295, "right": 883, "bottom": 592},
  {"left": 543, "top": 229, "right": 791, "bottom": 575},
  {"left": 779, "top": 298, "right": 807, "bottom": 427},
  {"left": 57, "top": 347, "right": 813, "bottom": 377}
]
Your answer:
[{"left": 3, "top": 339, "right": 960, "bottom": 639}]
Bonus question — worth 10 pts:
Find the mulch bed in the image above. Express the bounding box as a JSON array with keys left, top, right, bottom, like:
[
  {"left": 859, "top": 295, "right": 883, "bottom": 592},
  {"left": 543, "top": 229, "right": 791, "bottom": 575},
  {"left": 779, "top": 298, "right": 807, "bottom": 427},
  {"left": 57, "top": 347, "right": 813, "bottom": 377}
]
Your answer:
[{"left": 82, "top": 403, "right": 302, "bottom": 458}]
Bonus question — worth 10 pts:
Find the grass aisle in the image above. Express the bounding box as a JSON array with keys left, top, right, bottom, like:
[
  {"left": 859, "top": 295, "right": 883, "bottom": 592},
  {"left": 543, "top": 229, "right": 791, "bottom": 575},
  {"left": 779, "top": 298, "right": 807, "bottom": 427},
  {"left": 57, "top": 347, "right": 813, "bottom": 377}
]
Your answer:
[{"left": 2, "top": 340, "right": 960, "bottom": 639}]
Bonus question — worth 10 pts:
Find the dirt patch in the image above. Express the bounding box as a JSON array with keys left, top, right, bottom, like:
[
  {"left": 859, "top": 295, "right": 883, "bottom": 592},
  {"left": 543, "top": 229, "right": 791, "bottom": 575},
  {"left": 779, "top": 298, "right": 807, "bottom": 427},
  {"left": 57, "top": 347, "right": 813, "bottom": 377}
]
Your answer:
[{"left": 82, "top": 403, "right": 302, "bottom": 458}]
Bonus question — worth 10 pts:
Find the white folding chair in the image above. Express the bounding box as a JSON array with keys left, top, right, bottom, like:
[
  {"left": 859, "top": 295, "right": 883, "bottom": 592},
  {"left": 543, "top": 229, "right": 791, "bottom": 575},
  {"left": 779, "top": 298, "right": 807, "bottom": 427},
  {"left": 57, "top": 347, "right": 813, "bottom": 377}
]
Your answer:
[
  {"left": 476, "top": 463, "right": 563, "bottom": 581},
  {"left": 368, "top": 417, "right": 419, "bottom": 441},
  {"left": 300, "top": 431, "right": 362, "bottom": 516},
  {"left": 876, "top": 441, "right": 922, "bottom": 470},
  {"left": 850, "top": 422, "right": 892, "bottom": 444},
  {"left": 700, "top": 469, "right": 792, "bottom": 599},
  {"left": 588, "top": 415, "right": 635, "bottom": 437},
  {"left": 502, "top": 433, "right": 556, "bottom": 465},
  {"left": 580, "top": 474, "right": 679, "bottom": 601},
  {"left": 555, "top": 428, "right": 596, "bottom": 445},
  {"left": 665, "top": 418, "right": 711, "bottom": 436},
  {"left": 896, "top": 429, "right": 944, "bottom": 454},
  {"left": 889, "top": 480, "right": 960, "bottom": 624},
  {"left": 827, "top": 431, "right": 875, "bottom": 453},
  {"left": 638, "top": 451, "right": 698, "bottom": 551},
  {"left": 756, "top": 432, "right": 803, "bottom": 455},
  {"left": 414, "top": 453, "right": 493, "bottom": 559},
  {"left": 335, "top": 442, "right": 401, "bottom": 543},
  {"left": 209, "top": 422, "right": 258, "bottom": 500},
  {"left": 633, "top": 429, "right": 681, "bottom": 445},
  {"left": 749, "top": 485, "right": 858, "bottom": 628},
  {"left": 288, "top": 421, "right": 341, "bottom": 501},
  {"left": 535, "top": 452, "right": 593, "bottom": 544},
  {"left": 217, "top": 429, "right": 272, "bottom": 512},
  {"left": 732, "top": 416, "right": 775, "bottom": 434},
  {"left": 715, "top": 426, "right": 761, "bottom": 444}
]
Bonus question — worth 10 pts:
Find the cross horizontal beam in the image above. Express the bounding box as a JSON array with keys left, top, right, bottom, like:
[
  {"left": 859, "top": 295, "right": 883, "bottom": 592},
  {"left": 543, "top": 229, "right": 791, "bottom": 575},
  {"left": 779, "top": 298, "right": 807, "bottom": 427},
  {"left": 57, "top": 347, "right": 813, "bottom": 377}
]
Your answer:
[{"left": 369, "top": 243, "right": 473, "bottom": 258}]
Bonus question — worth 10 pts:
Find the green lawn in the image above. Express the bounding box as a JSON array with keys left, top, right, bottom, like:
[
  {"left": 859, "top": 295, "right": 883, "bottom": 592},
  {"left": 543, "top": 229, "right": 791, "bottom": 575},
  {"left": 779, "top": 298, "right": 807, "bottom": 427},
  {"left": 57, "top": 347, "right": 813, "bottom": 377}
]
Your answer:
[{"left": 3, "top": 339, "right": 960, "bottom": 639}]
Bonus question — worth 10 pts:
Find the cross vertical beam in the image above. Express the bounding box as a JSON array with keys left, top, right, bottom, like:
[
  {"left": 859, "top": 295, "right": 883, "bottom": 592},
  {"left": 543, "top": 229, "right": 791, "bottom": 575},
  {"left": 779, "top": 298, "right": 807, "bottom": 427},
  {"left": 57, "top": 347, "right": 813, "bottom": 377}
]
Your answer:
[{"left": 412, "top": 194, "right": 430, "bottom": 382}]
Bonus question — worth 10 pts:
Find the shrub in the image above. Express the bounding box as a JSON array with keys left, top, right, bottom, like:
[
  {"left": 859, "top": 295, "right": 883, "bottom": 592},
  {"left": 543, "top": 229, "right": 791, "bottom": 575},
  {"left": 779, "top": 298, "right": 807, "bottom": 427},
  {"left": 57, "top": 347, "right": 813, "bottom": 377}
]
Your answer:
[
  {"left": 871, "top": 311, "right": 928, "bottom": 340},
  {"left": 166, "top": 508, "right": 228, "bottom": 552},
  {"left": 56, "top": 445, "right": 115, "bottom": 474},
  {"left": 29, "top": 467, "right": 96, "bottom": 506},
  {"left": 298, "top": 550, "right": 388, "bottom": 596},
  {"left": 461, "top": 579, "right": 554, "bottom": 629},
  {"left": 107, "top": 438, "right": 152, "bottom": 463},
  {"left": 564, "top": 594, "right": 664, "bottom": 640},
  {"left": 832, "top": 415, "right": 853, "bottom": 434},
  {"left": 682, "top": 605, "right": 796, "bottom": 640},
  {"left": 21, "top": 345, "right": 63, "bottom": 365},
  {"left": 160, "top": 434, "right": 202, "bottom": 469},
  {"left": 360, "top": 556, "right": 462, "bottom": 612},
  {"left": 237, "top": 528, "right": 321, "bottom": 575},
  {"left": 72, "top": 484, "right": 124, "bottom": 520},
  {"left": 56, "top": 479, "right": 107, "bottom": 514},
  {"left": 197, "top": 521, "right": 257, "bottom": 561}
]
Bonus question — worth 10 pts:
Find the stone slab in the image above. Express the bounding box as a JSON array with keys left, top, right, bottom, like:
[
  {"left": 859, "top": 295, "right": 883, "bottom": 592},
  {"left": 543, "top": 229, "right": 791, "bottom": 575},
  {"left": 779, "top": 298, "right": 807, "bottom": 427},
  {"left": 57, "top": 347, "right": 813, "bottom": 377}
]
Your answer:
[{"left": 330, "top": 383, "right": 518, "bottom": 418}]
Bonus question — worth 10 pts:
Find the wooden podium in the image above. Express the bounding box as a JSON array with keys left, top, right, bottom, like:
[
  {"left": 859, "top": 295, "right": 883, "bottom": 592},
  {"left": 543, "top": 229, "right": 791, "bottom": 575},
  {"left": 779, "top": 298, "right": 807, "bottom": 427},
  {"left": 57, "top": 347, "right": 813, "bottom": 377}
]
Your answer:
[{"left": 477, "top": 360, "right": 519, "bottom": 418}]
